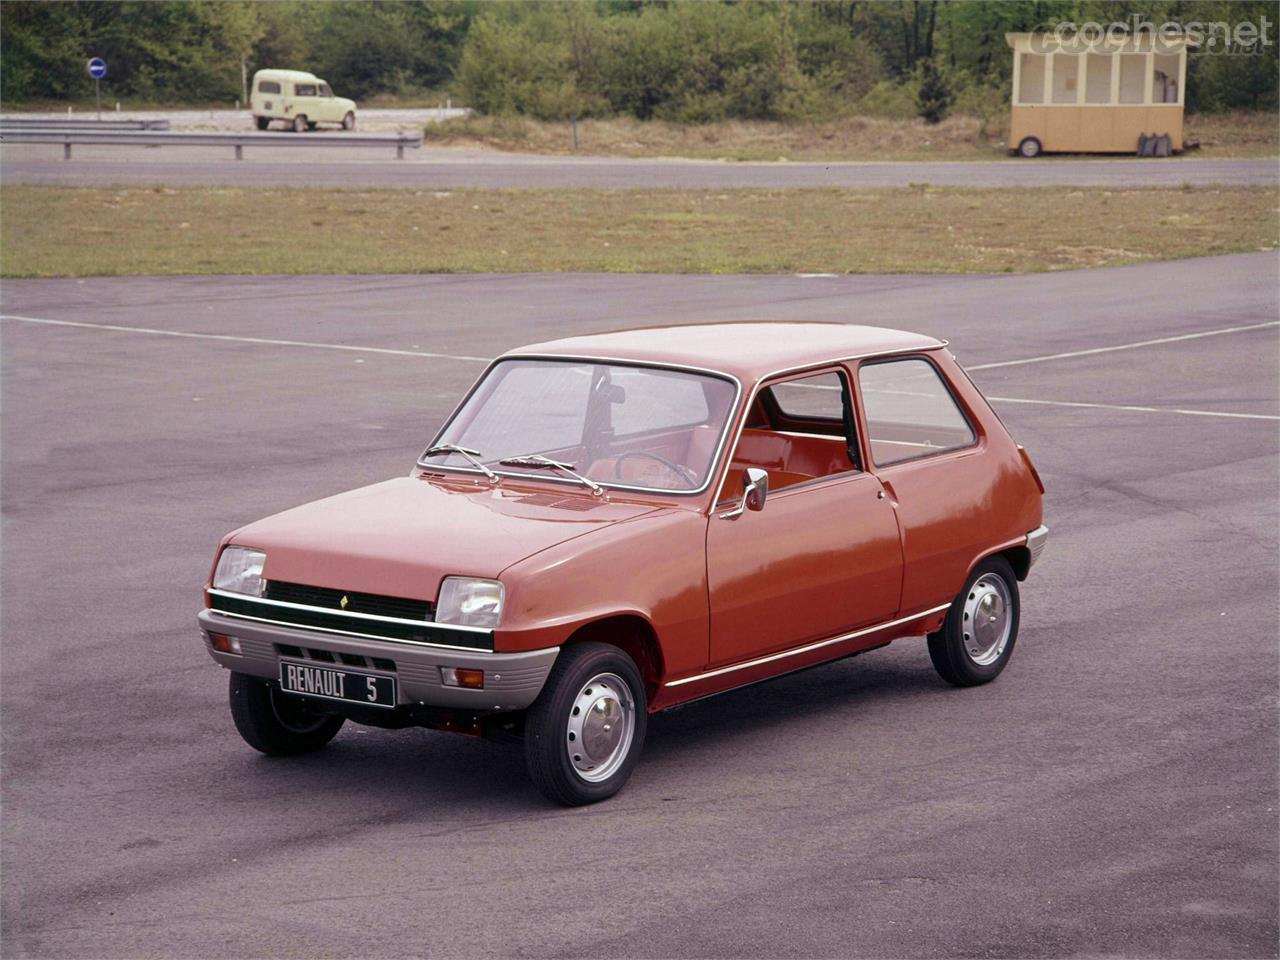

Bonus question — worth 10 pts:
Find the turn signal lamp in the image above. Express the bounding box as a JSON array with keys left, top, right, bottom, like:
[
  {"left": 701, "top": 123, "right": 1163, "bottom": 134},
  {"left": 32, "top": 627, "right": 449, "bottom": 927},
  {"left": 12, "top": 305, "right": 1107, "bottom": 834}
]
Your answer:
[
  {"left": 209, "top": 633, "right": 242, "bottom": 654},
  {"left": 440, "top": 667, "right": 485, "bottom": 689}
]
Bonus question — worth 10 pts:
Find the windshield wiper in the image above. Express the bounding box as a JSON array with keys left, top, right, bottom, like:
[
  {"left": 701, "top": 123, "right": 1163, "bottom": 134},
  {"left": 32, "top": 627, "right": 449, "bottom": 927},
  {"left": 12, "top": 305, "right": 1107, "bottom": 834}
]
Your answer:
[
  {"left": 498, "top": 454, "right": 604, "bottom": 497},
  {"left": 420, "top": 444, "right": 499, "bottom": 485}
]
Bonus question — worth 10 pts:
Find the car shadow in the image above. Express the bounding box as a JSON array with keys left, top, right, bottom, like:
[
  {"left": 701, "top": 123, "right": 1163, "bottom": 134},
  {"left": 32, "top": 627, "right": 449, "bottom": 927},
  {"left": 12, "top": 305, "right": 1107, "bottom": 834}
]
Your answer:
[{"left": 214, "top": 645, "right": 946, "bottom": 814}]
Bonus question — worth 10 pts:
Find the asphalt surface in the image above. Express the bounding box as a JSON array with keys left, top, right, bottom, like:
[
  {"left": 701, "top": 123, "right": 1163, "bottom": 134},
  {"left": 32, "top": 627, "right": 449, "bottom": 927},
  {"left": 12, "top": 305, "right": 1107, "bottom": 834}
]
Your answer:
[
  {"left": 1, "top": 143, "right": 1275, "bottom": 189},
  {"left": 2, "top": 253, "right": 1277, "bottom": 958}
]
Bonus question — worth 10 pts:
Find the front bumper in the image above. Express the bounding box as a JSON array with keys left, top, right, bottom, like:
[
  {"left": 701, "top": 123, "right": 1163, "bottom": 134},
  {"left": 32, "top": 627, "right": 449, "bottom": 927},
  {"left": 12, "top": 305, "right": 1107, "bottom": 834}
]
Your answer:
[{"left": 198, "top": 608, "right": 558, "bottom": 711}]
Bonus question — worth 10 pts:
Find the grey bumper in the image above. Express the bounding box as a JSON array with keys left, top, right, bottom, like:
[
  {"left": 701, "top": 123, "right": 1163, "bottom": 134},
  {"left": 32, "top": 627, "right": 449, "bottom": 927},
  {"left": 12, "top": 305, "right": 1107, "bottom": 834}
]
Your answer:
[
  {"left": 1026, "top": 524, "right": 1049, "bottom": 569},
  {"left": 198, "top": 608, "right": 558, "bottom": 711}
]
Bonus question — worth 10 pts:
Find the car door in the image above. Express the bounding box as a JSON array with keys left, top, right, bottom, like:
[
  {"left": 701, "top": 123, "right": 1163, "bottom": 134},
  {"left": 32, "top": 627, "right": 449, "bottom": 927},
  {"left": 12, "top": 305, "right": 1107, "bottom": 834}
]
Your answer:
[
  {"left": 854, "top": 353, "right": 991, "bottom": 614},
  {"left": 317, "top": 82, "right": 339, "bottom": 123},
  {"left": 292, "top": 81, "right": 318, "bottom": 122},
  {"left": 706, "top": 367, "right": 903, "bottom": 668}
]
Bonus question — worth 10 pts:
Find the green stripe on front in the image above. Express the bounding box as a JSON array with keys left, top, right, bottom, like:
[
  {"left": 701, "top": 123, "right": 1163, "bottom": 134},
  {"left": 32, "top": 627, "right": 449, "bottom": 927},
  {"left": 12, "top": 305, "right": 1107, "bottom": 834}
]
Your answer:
[{"left": 209, "top": 594, "right": 494, "bottom": 651}]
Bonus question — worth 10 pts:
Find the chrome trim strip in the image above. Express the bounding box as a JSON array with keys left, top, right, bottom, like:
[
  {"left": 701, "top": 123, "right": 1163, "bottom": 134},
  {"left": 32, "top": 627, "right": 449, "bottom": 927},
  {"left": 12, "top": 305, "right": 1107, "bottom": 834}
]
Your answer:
[
  {"left": 417, "top": 355, "right": 743, "bottom": 498},
  {"left": 664, "top": 603, "right": 952, "bottom": 688},
  {"left": 205, "top": 588, "right": 493, "bottom": 634},
  {"left": 207, "top": 608, "right": 493, "bottom": 653}
]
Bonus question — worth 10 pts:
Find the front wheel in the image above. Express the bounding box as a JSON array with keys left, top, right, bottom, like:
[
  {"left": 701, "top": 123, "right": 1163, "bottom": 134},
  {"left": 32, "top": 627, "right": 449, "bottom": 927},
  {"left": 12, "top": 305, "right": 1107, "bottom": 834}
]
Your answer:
[
  {"left": 255, "top": 116, "right": 270, "bottom": 131},
  {"left": 524, "top": 643, "right": 647, "bottom": 806},
  {"left": 927, "top": 556, "right": 1020, "bottom": 687},
  {"left": 228, "top": 672, "right": 345, "bottom": 755},
  {"left": 1017, "top": 136, "right": 1042, "bottom": 158},
  {"left": 342, "top": 112, "right": 356, "bottom": 131}
]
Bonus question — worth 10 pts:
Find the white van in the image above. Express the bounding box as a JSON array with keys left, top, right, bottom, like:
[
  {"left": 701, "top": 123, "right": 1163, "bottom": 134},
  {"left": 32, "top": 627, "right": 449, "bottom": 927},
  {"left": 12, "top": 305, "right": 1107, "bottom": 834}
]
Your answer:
[{"left": 251, "top": 69, "right": 357, "bottom": 133}]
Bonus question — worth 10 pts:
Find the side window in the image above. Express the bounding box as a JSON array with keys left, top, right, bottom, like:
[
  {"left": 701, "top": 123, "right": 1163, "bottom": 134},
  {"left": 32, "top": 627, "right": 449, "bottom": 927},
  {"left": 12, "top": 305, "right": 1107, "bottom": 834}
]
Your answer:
[
  {"left": 859, "top": 358, "right": 975, "bottom": 465},
  {"left": 766, "top": 371, "right": 844, "bottom": 421},
  {"left": 294, "top": 83, "right": 317, "bottom": 97},
  {"left": 318, "top": 83, "right": 333, "bottom": 97},
  {"left": 257, "top": 81, "right": 281, "bottom": 94},
  {"left": 723, "top": 370, "right": 858, "bottom": 501}
]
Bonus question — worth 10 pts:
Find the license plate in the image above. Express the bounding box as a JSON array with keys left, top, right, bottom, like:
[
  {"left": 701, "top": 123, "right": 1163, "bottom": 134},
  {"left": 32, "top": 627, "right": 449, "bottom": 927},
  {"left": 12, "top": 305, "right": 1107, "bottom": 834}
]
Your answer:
[{"left": 278, "top": 660, "right": 396, "bottom": 709}]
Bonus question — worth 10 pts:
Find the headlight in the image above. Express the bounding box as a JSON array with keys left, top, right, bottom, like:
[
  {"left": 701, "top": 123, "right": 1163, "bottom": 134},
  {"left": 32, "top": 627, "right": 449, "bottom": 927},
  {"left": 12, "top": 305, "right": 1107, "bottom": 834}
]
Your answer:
[
  {"left": 213, "top": 547, "right": 267, "bottom": 597},
  {"left": 436, "top": 577, "right": 504, "bottom": 629}
]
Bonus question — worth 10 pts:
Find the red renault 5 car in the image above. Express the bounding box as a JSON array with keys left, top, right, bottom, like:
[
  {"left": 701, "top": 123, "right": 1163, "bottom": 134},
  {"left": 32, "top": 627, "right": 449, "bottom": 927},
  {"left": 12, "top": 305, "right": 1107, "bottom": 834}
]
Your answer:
[{"left": 200, "top": 323, "right": 1047, "bottom": 805}]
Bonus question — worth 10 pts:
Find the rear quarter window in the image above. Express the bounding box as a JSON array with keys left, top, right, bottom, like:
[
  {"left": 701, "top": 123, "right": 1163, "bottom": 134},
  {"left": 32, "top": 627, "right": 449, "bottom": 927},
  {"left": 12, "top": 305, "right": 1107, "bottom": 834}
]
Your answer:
[
  {"left": 859, "top": 358, "right": 975, "bottom": 465},
  {"left": 257, "top": 81, "right": 281, "bottom": 94}
]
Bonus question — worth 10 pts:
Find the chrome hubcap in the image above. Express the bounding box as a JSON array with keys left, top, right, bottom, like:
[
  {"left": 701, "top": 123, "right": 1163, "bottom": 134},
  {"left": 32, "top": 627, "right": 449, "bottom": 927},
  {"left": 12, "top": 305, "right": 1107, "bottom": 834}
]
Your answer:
[
  {"left": 566, "top": 672, "right": 635, "bottom": 783},
  {"left": 962, "top": 574, "right": 1012, "bottom": 666}
]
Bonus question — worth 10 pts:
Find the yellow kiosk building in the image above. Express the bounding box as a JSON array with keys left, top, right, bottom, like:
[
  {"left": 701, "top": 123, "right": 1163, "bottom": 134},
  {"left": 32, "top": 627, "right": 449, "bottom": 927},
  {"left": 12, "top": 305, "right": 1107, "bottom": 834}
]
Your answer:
[{"left": 1006, "top": 31, "right": 1194, "bottom": 157}]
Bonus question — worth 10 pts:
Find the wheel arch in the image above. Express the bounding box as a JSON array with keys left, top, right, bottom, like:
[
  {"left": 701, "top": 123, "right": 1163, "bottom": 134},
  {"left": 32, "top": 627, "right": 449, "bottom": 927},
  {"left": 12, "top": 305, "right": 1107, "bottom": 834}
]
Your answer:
[
  {"left": 968, "top": 542, "right": 1031, "bottom": 583},
  {"left": 561, "top": 614, "right": 665, "bottom": 704}
]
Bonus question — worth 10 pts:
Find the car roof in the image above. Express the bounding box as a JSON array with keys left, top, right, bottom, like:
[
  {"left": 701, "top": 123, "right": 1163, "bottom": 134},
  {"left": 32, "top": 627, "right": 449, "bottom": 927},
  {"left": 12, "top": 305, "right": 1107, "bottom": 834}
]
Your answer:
[
  {"left": 505, "top": 322, "right": 945, "bottom": 383},
  {"left": 253, "top": 69, "right": 319, "bottom": 80}
]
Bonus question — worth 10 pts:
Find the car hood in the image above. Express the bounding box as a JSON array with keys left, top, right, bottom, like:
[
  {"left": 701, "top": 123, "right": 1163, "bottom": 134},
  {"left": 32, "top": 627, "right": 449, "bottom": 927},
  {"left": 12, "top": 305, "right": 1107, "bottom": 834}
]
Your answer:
[{"left": 228, "top": 476, "right": 661, "bottom": 602}]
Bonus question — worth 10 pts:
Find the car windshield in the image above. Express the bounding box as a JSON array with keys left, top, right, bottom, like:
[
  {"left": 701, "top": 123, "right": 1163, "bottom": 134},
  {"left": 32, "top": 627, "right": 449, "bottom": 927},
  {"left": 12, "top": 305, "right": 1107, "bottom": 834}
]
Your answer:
[{"left": 423, "top": 359, "right": 738, "bottom": 493}]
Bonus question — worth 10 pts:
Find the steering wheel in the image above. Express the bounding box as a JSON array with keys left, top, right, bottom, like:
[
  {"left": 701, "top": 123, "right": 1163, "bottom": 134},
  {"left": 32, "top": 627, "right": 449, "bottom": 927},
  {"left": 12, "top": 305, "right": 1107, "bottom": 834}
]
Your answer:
[{"left": 614, "top": 451, "right": 697, "bottom": 489}]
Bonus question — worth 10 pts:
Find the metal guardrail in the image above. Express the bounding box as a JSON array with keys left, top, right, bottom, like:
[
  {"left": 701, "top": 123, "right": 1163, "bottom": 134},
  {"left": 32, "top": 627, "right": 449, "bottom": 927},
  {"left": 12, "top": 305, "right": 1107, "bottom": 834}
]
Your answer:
[
  {"left": 0, "top": 128, "right": 424, "bottom": 159},
  {"left": 0, "top": 117, "right": 171, "bottom": 131}
]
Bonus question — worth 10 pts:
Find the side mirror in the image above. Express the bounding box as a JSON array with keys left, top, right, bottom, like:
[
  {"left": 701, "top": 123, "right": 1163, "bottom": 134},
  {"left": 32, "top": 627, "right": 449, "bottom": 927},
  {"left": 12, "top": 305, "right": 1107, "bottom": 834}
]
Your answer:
[
  {"left": 719, "top": 467, "right": 769, "bottom": 520},
  {"left": 744, "top": 467, "right": 768, "bottom": 511}
]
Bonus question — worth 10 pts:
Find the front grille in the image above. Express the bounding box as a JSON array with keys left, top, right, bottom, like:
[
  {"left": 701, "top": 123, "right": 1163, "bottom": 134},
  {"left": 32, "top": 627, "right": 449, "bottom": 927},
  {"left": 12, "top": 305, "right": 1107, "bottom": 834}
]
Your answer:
[{"left": 265, "top": 580, "right": 432, "bottom": 621}]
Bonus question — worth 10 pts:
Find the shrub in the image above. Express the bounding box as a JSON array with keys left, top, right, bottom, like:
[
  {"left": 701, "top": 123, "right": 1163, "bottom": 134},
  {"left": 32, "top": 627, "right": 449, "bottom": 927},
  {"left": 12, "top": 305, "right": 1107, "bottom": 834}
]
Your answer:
[{"left": 916, "top": 59, "right": 953, "bottom": 124}]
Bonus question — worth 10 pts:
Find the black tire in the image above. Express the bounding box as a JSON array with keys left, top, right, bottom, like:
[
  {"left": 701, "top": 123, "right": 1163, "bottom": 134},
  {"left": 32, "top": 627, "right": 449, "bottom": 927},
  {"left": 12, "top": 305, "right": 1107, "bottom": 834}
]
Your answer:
[
  {"left": 524, "top": 642, "right": 647, "bottom": 806},
  {"left": 1017, "top": 136, "right": 1042, "bottom": 158},
  {"left": 342, "top": 112, "right": 356, "bottom": 131},
  {"left": 228, "top": 672, "right": 345, "bottom": 756},
  {"left": 292, "top": 115, "right": 308, "bottom": 133},
  {"left": 927, "top": 556, "right": 1020, "bottom": 687},
  {"left": 255, "top": 116, "right": 270, "bottom": 131}
]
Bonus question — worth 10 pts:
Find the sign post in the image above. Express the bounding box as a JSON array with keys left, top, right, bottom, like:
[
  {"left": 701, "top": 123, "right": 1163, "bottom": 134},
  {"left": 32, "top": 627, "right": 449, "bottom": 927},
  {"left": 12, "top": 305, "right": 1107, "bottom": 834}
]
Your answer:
[{"left": 86, "top": 58, "right": 107, "bottom": 120}]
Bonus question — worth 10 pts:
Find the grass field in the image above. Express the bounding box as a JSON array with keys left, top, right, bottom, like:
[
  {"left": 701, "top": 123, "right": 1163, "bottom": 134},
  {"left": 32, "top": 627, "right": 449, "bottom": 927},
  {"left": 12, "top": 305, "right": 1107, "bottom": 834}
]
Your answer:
[
  {"left": 2, "top": 185, "right": 1275, "bottom": 278},
  {"left": 422, "top": 111, "right": 1280, "bottom": 162}
]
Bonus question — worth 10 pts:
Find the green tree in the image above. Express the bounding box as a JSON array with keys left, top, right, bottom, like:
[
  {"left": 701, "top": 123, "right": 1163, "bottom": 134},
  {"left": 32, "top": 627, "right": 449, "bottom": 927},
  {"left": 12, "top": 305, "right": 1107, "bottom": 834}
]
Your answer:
[{"left": 916, "top": 56, "right": 952, "bottom": 122}]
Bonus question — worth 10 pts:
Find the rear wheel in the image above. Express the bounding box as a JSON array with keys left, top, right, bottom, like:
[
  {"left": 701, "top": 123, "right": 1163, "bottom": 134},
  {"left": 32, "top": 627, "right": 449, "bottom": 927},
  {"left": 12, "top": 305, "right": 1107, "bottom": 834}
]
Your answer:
[
  {"left": 292, "top": 115, "right": 308, "bottom": 133},
  {"left": 342, "top": 112, "right": 356, "bottom": 131},
  {"left": 228, "top": 672, "right": 345, "bottom": 755},
  {"left": 1017, "top": 136, "right": 1042, "bottom": 158},
  {"left": 524, "top": 643, "right": 647, "bottom": 806},
  {"left": 254, "top": 116, "right": 270, "bottom": 131},
  {"left": 927, "top": 556, "right": 1020, "bottom": 687}
]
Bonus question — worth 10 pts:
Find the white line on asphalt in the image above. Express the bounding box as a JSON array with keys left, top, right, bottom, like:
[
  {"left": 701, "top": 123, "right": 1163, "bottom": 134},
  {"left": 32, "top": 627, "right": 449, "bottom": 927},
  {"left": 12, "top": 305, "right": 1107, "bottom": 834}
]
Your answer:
[
  {"left": 4, "top": 313, "right": 1276, "bottom": 422},
  {"left": 987, "top": 395, "right": 1279, "bottom": 421},
  {"left": 966, "top": 321, "right": 1280, "bottom": 370},
  {"left": 0, "top": 314, "right": 491, "bottom": 363}
]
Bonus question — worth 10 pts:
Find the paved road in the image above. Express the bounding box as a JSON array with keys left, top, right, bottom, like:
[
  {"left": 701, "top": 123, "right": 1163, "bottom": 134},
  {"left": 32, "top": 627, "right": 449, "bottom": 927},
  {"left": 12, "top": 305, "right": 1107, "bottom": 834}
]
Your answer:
[
  {"left": 1, "top": 144, "right": 1275, "bottom": 189},
  {"left": 0, "top": 107, "right": 469, "bottom": 133},
  {"left": 2, "top": 253, "right": 1277, "bottom": 958}
]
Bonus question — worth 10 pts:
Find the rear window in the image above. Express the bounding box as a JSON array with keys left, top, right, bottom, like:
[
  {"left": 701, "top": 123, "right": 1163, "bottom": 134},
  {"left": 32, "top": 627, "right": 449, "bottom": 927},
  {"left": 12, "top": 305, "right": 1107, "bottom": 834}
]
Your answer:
[
  {"left": 257, "top": 81, "right": 281, "bottom": 94},
  {"left": 859, "top": 358, "right": 975, "bottom": 465},
  {"left": 293, "top": 83, "right": 317, "bottom": 96}
]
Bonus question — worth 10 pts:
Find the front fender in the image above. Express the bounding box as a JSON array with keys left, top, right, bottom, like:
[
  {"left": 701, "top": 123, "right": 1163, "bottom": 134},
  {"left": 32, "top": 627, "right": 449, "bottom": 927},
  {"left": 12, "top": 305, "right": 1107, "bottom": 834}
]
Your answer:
[{"left": 493, "top": 506, "right": 708, "bottom": 678}]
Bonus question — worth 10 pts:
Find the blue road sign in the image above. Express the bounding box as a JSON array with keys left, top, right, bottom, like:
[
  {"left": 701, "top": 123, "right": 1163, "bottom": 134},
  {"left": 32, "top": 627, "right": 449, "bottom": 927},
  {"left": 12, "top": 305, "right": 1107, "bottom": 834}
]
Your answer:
[{"left": 87, "top": 58, "right": 107, "bottom": 79}]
